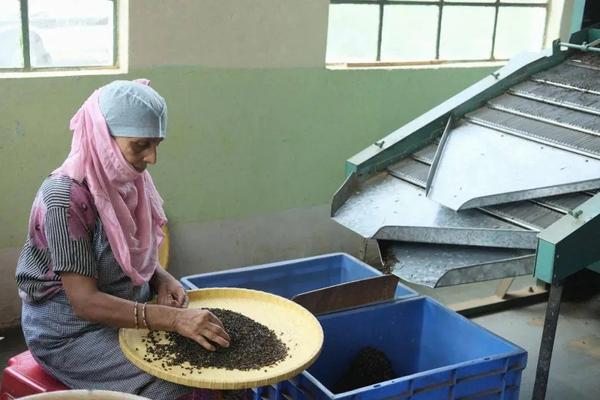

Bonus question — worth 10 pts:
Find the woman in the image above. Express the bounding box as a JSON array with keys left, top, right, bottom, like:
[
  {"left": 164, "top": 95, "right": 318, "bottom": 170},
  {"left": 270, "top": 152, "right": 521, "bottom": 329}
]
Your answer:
[{"left": 15, "top": 80, "right": 230, "bottom": 399}]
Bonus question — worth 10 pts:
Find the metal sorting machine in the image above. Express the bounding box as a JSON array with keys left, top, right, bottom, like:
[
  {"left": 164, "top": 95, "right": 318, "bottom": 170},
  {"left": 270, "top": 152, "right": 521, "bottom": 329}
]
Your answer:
[{"left": 330, "top": 28, "right": 600, "bottom": 400}]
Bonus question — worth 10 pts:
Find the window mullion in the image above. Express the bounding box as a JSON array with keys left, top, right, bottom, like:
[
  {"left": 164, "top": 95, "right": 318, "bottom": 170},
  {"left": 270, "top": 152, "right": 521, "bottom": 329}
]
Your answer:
[
  {"left": 377, "top": 1, "right": 384, "bottom": 61},
  {"left": 435, "top": 0, "right": 443, "bottom": 60},
  {"left": 490, "top": 0, "right": 500, "bottom": 60},
  {"left": 541, "top": 0, "right": 551, "bottom": 49},
  {"left": 20, "top": 0, "right": 31, "bottom": 70},
  {"left": 113, "top": 0, "right": 119, "bottom": 67}
]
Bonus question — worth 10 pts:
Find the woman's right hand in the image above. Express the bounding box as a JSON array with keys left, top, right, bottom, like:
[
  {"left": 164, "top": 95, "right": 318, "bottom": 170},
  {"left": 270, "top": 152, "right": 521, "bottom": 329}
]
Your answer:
[{"left": 173, "top": 308, "right": 230, "bottom": 351}]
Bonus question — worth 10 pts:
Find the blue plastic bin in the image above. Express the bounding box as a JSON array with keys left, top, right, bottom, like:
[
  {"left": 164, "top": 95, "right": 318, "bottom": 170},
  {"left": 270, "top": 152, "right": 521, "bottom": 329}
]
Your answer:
[
  {"left": 258, "top": 297, "right": 527, "bottom": 400},
  {"left": 181, "top": 253, "right": 416, "bottom": 300}
]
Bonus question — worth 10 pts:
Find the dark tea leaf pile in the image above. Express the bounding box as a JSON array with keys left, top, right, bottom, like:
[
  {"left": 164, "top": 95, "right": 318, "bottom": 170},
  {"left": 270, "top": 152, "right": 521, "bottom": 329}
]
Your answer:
[
  {"left": 142, "top": 308, "right": 289, "bottom": 372},
  {"left": 335, "top": 347, "right": 396, "bottom": 393}
]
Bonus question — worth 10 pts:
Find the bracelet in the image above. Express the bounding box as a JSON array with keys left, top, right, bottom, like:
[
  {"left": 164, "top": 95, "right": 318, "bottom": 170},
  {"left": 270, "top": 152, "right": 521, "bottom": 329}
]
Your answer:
[
  {"left": 133, "top": 301, "right": 139, "bottom": 329},
  {"left": 142, "top": 302, "right": 150, "bottom": 330}
]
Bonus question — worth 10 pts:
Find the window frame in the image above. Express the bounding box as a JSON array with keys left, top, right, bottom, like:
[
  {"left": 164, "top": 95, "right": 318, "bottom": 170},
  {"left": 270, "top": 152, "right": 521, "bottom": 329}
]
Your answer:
[
  {"left": 0, "top": 0, "right": 126, "bottom": 76},
  {"left": 327, "top": 0, "right": 552, "bottom": 67}
]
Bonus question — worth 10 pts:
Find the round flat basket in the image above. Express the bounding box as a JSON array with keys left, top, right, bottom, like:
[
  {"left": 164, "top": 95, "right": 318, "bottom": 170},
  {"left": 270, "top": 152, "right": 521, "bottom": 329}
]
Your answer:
[
  {"left": 119, "top": 288, "right": 324, "bottom": 389},
  {"left": 20, "top": 390, "right": 149, "bottom": 399}
]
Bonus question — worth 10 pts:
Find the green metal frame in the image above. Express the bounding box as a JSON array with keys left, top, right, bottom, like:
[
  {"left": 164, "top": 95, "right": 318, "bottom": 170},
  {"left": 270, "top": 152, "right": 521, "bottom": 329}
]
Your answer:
[
  {"left": 330, "top": 0, "right": 550, "bottom": 63},
  {"left": 343, "top": 47, "right": 567, "bottom": 177},
  {"left": 2, "top": 0, "right": 120, "bottom": 72},
  {"left": 19, "top": 0, "right": 31, "bottom": 69},
  {"left": 535, "top": 193, "right": 600, "bottom": 283},
  {"left": 570, "top": 0, "right": 586, "bottom": 34},
  {"left": 343, "top": 28, "right": 600, "bottom": 178}
]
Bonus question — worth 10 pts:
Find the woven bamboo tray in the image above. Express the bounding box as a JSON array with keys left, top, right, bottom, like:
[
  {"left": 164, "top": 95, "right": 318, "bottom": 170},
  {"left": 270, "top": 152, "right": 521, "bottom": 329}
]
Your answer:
[
  {"left": 119, "top": 288, "right": 324, "bottom": 389},
  {"left": 21, "top": 390, "right": 149, "bottom": 399}
]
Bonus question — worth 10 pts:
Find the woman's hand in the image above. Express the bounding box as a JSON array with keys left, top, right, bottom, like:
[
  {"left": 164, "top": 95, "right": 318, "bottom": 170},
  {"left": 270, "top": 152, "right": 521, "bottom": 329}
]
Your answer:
[
  {"left": 61, "top": 273, "right": 229, "bottom": 351},
  {"left": 151, "top": 267, "right": 188, "bottom": 308},
  {"left": 174, "top": 308, "right": 231, "bottom": 351}
]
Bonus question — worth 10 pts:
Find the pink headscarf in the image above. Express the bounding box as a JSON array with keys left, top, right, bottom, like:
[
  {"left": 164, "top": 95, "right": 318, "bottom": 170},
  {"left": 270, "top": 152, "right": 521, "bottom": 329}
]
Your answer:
[{"left": 54, "top": 81, "right": 167, "bottom": 286}]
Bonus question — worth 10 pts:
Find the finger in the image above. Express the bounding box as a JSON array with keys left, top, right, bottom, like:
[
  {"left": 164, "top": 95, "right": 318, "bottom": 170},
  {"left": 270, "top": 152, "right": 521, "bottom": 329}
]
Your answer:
[
  {"left": 193, "top": 335, "right": 216, "bottom": 352},
  {"left": 206, "top": 312, "right": 225, "bottom": 329},
  {"left": 162, "top": 294, "right": 173, "bottom": 307},
  {"left": 170, "top": 294, "right": 184, "bottom": 308},
  {"left": 181, "top": 294, "right": 189, "bottom": 308},
  {"left": 174, "top": 288, "right": 186, "bottom": 304},
  {"left": 206, "top": 322, "right": 231, "bottom": 344},
  {"left": 168, "top": 296, "right": 179, "bottom": 308},
  {"left": 157, "top": 291, "right": 167, "bottom": 306},
  {"left": 201, "top": 328, "right": 230, "bottom": 348}
]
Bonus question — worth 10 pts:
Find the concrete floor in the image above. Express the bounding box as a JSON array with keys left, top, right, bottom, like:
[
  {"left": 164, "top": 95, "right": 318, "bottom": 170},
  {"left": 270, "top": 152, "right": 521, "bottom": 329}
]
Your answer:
[
  {"left": 1, "top": 272, "right": 598, "bottom": 399},
  {"left": 412, "top": 271, "right": 600, "bottom": 399},
  {"left": 474, "top": 297, "right": 600, "bottom": 399}
]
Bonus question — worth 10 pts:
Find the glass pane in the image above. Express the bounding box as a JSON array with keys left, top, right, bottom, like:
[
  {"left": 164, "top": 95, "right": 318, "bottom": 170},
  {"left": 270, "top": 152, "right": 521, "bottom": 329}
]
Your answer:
[
  {"left": 28, "top": 0, "right": 114, "bottom": 68},
  {"left": 326, "top": 4, "right": 380, "bottom": 63},
  {"left": 494, "top": 7, "right": 546, "bottom": 60},
  {"left": 0, "top": 0, "right": 23, "bottom": 68},
  {"left": 381, "top": 5, "right": 438, "bottom": 62},
  {"left": 440, "top": 6, "right": 495, "bottom": 60}
]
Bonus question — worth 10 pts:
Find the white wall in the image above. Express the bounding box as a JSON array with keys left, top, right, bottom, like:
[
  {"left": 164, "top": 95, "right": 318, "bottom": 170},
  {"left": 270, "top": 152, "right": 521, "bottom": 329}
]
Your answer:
[{"left": 129, "top": 0, "right": 329, "bottom": 69}]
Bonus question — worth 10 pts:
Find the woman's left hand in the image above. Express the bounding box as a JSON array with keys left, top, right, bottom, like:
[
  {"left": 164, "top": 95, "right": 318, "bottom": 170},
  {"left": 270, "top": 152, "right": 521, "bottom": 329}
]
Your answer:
[{"left": 151, "top": 268, "right": 189, "bottom": 308}]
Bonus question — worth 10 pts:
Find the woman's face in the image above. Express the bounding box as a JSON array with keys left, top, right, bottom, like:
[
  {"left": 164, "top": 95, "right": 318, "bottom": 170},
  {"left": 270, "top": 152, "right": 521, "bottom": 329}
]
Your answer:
[{"left": 114, "top": 137, "right": 162, "bottom": 172}]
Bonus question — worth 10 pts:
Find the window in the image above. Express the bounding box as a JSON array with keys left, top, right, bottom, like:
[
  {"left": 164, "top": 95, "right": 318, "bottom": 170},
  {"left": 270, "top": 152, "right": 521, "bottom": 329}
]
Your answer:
[
  {"left": 326, "top": 0, "right": 550, "bottom": 66},
  {"left": 0, "top": 0, "right": 124, "bottom": 74}
]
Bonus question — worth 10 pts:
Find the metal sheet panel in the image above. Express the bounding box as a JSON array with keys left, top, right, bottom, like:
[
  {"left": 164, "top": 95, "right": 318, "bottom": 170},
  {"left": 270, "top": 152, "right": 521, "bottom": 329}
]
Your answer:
[
  {"left": 427, "top": 121, "right": 600, "bottom": 210},
  {"left": 331, "top": 173, "right": 360, "bottom": 216},
  {"left": 379, "top": 241, "right": 534, "bottom": 287},
  {"left": 374, "top": 225, "right": 537, "bottom": 249},
  {"left": 332, "top": 173, "right": 537, "bottom": 248}
]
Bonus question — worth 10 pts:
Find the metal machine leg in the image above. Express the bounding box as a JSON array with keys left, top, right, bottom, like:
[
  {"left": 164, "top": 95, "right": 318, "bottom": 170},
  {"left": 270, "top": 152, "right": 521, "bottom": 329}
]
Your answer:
[{"left": 532, "top": 280, "right": 564, "bottom": 400}]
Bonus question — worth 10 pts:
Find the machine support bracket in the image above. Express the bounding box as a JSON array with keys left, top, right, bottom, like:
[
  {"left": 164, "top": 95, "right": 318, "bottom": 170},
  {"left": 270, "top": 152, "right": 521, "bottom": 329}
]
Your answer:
[{"left": 532, "top": 280, "right": 564, "bottom": 400}]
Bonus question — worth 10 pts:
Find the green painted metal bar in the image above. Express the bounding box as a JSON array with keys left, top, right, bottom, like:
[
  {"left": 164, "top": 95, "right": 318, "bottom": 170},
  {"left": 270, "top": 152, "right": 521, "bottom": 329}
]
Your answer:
[
  {"left": 532, "top": 280, "right": 564, "bottom": 400},
  {"left": 489, "top": 0, "right": 500, "bottom": 61},
  {"left": 20, "top": 0, "right": 31, "bottom": 70},
  {"left": 113, "top": 0, "right": 119, "bottom": 67},
  {"left": 435, "top": 1, "right": 443, "bottom": 60},
  {"left": 345, "top": 43, "right": 571, "bottom": 177},
  {"left": 376, "top": 1, "right": 384, "bottom": 61},
  {"left": 559, "top": 42, "right": 600, "bottom": 53},
  {"left": 534, "top": 193, "right": 600, "bottom": 283}
]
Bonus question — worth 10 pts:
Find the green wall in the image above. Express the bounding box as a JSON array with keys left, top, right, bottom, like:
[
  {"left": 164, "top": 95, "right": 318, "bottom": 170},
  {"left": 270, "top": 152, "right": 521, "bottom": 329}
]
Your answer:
[{"left": 0, "top": 65, "right": 494, "bottom": 248}]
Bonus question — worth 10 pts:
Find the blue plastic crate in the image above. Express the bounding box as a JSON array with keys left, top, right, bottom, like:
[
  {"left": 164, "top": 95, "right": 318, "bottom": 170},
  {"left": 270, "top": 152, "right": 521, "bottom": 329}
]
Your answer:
[
  {"left": 253, "top": 297, "right": 526, "bottom": 400},
  {"left": 181, "top": 253, "right": 417, "bottom": 300}
]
